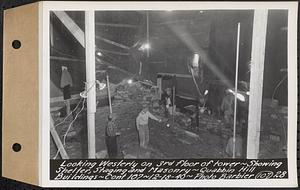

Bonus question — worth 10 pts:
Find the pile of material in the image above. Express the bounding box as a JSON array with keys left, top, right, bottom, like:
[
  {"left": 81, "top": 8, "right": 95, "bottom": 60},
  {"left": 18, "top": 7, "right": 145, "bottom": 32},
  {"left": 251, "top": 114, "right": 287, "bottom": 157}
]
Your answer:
[
  {"left": 114, "top": 81, "right": 150, "bottom": 102},
  {"left": 259, "top": 101, "right": 287, "bottom": 158}
]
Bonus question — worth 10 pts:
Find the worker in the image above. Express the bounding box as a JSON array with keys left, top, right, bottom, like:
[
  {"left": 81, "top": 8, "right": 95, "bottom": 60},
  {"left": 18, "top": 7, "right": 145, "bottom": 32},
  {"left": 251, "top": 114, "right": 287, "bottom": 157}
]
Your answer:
[
  {"left": 105, "top": 113, "right": 119, "bottom": 158},
  {"left": 162, "top": 88, "right": 173, "bottom": 117},
  {"left": 136, "top": 102, "right": 162, "bottom": 149},
  {"left": 221, "top": 89, "right": 234, "bottom": 124}
]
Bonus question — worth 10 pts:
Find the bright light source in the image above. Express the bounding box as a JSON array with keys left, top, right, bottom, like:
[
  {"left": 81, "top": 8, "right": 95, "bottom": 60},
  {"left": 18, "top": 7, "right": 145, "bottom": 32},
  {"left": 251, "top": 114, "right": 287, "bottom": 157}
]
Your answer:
[
  {"left": 139, "top": 43, "right": 151, "bottom": 51},
  {"left": 192, "top": 53, "right": 199, "bottom": 67},
  {"left": 144, "top": 43, "right": 150, "bottom": 49},
  {"left": 228, "top": 89, "right": 246, "bottom": 102},
  {"left": 204, "top": 90, "right": 208, "bottom": 95},
  {"left": 246, "top": 91, "right": 250, "bottom": 95},
  {"left": 96, "top": 51, "right": 102, "bottom": 56},
  {"left": 127, "top": 79, "right": 133, "bottom": 84},
  {"left": 199, "top": 10, "right": 204, "bottom": 14},
  {"left": 99, "top": 83, "right": 106, "bottom": 90},
  {"left": 96, "top": 80, "right": 106, "bottom": 90}
]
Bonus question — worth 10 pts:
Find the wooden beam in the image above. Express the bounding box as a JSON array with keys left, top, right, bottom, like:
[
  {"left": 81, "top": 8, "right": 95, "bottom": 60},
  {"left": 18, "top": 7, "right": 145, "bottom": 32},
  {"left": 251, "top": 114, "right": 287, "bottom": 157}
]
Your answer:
[
  {"left": 50, "top": 117, "right": 69, "bottom": 159},
  {"left": 157, "top": 72, "right": 192, "bottom": 79},
  {"left": 146, "top": 11, "right": 149, "bottom": 57},
  {"left": 96, "top": 35, "right": 130, "bottom": 50},
  {"left": 153, "top": 18, "right": 205, "bottom": 26},
  {"left": 53, "top": 11, "right": 85, "bottom": 47},
  {"left": 51, "top": 13, "right": 133, "bottom": 74},
  {"left": 96, "top": 57, "right": 132, "bottom": 75},
  {"left": 95, "top": 22, "right": 139, "bottom": 28},
  {"left": 151, "top": 31, "right": 208, "bottom": 40},
  {"left": 106, "top": 75, "right": 113, "bottom": 114},
  {"left": 157, "top": 77, "right": 162, "bottom": 99},
  {"left": 50, "top": 56, "right": 84, "bottom": 62},
  {"left": 98, "top": 48, "right": 129, "bottom": 56},
  {"left": 247, "top": 10, "right": 268, "bottom": 159},
  {"left": 85, "top": 10, "right": 96, "bottom": 159},
  {"left": 50, "top": 94, "right": 80, "bottom": 104}
]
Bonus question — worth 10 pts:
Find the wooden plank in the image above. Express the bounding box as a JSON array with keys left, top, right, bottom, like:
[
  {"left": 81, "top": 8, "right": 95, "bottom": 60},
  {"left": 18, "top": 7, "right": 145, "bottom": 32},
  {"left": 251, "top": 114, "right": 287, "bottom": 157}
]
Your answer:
[
  {"left": 95, "top": 22, "right": 139, "bottom": 28},
  {"left": 106, "top": 75, "right": 113, "bottom": 114},
  {"left": 50, "top": 56, "right": 85, "bottom": 62},
  {"left": 85, "top": 10, "right": 96, "bottom": 159},
  {"left": 153, "top": 18, "right": 205, "bottom": 26},
  {"left": 157, "top": 77, "right": 162, "bottom": 99},
  {"left": 53, "top": 11, "right": 85, "bottom": 47},
  {"left": 96, "top": 35, "right": 130, "bottom": 50},
  {"left": 157, "top": 72, "right": 192, "bottom": 79},
  {"left": 53, "top": 12, "right": 133, "bottom": 78},
  {"left": 50, "top": 94, "right": 81, "bottom": 104},
  {"left": 246, "top": 10, "right": 268, "bottom": 159},
  {"left": 146, "top": 11, "right": 149, "bottom": 57},
  {"left": 50, "top": 117, "right": 69, "bottom": 159},
  {"left": 98, "top": 48, "right": 129, "bottom": 56}
]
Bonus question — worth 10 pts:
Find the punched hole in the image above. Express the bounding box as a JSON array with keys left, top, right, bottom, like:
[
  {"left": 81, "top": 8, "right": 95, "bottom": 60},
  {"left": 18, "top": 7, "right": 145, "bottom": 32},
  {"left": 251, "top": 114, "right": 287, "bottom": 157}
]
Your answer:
[
  {"left": 12, "top": 40, "right": 21, "bottom": 49},
  {"left": 12, "top": 143, "right": 22, "bottom": 152}
]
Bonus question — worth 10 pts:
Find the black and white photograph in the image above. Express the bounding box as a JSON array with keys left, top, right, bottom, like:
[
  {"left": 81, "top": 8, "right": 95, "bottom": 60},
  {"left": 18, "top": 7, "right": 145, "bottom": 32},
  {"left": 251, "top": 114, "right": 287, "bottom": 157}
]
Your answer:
[
  {"left": 43, "top": 1, "right": 297, "bottom": 188},
  {"left": 50, "top": 9, "right": 288, "bottom": 160}
]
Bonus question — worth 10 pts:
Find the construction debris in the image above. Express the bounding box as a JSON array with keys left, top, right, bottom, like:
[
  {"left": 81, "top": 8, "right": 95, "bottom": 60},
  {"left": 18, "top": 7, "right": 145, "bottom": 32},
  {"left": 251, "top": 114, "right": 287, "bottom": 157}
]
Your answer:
[{"left": 51, "top": 77, "right": 287, "bottom": 160}]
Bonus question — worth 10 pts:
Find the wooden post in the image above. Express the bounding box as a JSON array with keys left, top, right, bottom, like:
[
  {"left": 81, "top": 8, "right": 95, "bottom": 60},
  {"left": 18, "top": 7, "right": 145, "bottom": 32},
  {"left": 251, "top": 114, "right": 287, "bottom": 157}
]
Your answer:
[
  {"left": 157, "top": 77, "right": 162, "bottom": 99},
  {"left": 85, "top": 10, "right": 96, "bottom": 159},
  {"left": 106, "top": 75, "right": 113, "bottom": 114},
  {"left": 172, "top": 85, "right": 175, "bottom": 125},
  {"left": 233, "top": 23, "right": 241, "bottom": 158},
  {"left": 146, "top": 11, "right": 150, "bottom": 57},
  {"left": 63, "top": 99, "right": 70, "bottom": 115},
  {"left": 247, "top": 10, "right": 268, "bottom": 159},
  {"left": 172, "top": 76, "right": 176, "bottom": 125}
]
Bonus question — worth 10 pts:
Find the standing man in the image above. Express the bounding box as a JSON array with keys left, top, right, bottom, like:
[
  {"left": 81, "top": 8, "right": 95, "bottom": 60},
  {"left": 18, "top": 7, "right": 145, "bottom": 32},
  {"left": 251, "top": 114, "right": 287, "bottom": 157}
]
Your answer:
[
  {"left": 136, "top": 102, "right": 162, "bottom": 149},
  {"left": 221, "top": 89, "right": 234, "bottom": 124},
  {"left": 105, "top": 113, "right": 119, "bottom": 158},
  {"left": 162, "top": 88, "right": 173, "bottom": 117}
]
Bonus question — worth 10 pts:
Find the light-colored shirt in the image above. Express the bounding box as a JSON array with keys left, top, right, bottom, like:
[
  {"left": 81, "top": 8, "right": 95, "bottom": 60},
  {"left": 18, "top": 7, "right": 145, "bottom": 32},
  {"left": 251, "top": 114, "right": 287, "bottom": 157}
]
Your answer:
[
  {"left": 221, "top": 94, "right": 234, "bottom": 114},
  {"left": 136, "top": 110, "right": 159, "bottom": 125}
]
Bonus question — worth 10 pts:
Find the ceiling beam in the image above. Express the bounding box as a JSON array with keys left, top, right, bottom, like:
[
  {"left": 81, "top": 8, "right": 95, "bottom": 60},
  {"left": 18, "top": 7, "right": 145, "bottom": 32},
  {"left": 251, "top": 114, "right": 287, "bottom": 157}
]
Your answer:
[
  {"left": 98, "top": 48, "right": 130, "bottom": 56},
  {"left": 53, "top": 11, "right": 130, "bottom": 51},
  {"left": 96, "top": 35, "right": 130, "bottom": 50},
  {"left": 153, "top": 18, "right": 206, "bottom": 26},
  {"left": 95, "top": 22, "right": 140, "bottom": 28},
  {"left": 50, "top": 56, "right": 84, "bottom": 62}
]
